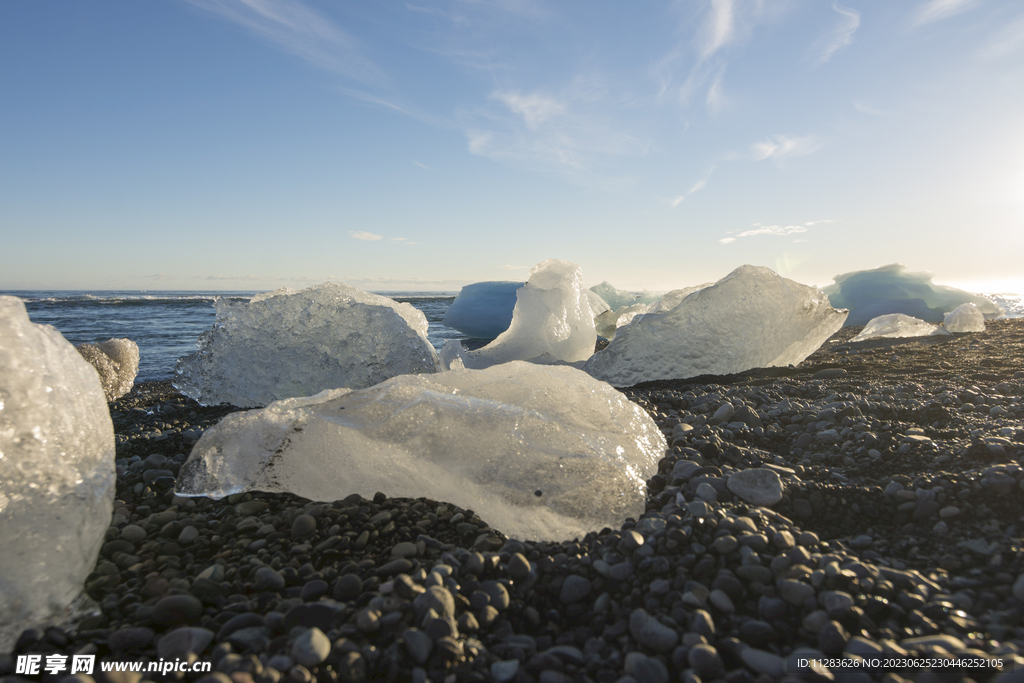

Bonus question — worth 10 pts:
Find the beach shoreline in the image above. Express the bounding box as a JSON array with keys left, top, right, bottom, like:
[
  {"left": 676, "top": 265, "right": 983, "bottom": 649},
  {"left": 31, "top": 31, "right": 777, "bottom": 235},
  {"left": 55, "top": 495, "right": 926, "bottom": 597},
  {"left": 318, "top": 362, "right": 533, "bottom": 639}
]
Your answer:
[{"left": 3, "top": 320, "right": 1024, "bottom": 682}]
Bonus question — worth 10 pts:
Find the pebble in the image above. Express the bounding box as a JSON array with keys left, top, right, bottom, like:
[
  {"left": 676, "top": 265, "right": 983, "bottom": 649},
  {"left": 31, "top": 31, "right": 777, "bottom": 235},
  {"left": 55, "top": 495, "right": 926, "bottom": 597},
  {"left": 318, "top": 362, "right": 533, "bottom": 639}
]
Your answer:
[
  {"left": 253, "top": 567, "right": 286, "bottom": 591},
  {"left": 727, "top": 468, "right": 784, "bottom": 506},
  {"left": 628, "top": 608, "right": 678, "bottom": 652},
  {"left": 291, "top": 628, "right": 331, "bottom": 667},
  {"left": 151, "top": 594, "right": 203, "bottom": 626}
]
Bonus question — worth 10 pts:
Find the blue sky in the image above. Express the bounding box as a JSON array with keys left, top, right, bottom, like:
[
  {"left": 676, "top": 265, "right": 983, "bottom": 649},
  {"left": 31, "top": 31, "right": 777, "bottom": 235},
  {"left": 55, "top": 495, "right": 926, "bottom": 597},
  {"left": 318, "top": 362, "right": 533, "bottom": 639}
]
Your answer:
[{"left": 2, "top": 0, "right": 1022, "bottom": 293}]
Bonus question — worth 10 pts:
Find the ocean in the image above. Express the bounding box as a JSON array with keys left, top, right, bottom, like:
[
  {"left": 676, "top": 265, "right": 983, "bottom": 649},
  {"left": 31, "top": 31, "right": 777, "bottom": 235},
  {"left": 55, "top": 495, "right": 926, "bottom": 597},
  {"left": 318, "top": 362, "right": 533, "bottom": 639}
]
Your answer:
[
  {"left": 4, "top": 291, "right": 466, "bottom": 382},
  {"left": 4, "top": 289, "right": 1021, "bottom": 384}
]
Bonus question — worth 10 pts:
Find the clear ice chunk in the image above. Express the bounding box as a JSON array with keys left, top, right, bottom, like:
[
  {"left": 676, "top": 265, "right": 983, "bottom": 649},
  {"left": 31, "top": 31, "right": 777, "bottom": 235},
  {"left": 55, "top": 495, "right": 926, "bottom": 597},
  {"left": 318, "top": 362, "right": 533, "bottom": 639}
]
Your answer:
[
  {"left": 851, "top": 313, "right": 951, "bottom": 342},
  {"left": 175, "top": 362, "right": 667, "bottom": 542},
  {"left": 594, "top": 303, "right": 651, "bottom": 340},
  {"left": 943, "top": 303, "right": 986, "bottom": 333},
  {"left": 76, "top": 338, "right": 139, "bottom": 401},
  {"left": 583, "top": 265, "right": 848, "bottom": 387},
  {"left": 439, "top": 260, "right": 598, "bottom": 370},
  {"left": 823, "top": 263, "right": 1003, "bottom": 326},
  {"left": 441, "top": 281, "right": 524, "bottom": 340},
  {"left": 0, "top": 297, "right": 115, "bottom": 652},
  {"left": 174, "top": 282, "right": 439, "bottom": 407}
]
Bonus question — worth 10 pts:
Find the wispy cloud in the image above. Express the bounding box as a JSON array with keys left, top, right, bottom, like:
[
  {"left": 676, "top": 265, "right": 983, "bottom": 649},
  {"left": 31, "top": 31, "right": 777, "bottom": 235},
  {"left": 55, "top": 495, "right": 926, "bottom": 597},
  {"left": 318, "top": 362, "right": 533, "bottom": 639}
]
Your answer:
[
  {"left": 491, "top": 91, "right": 565, "bottom": 128},
  {"left": 701, "top": 0, "right": 737, "bottom": 59},
  {"left": 183, "top": 0, "right": 386, "bottom": 85},
  {"left": 462, "top": 77, "right": 651, "bottom": 187},
  {"left": 853, "top": 100, "right": 893, "bottom": 117},
  {"left": 350, "top": 230, "right": 383, "bottom": 241},
  {"left": 719, "top": 220, "right": 833, "bottom": 244},
  {"left": 749, "top": 134, "right": 822, "bottom": 161},
  {"left": 809, "top": 2, "right": 860, "bottom": 64},
  {"left": 389, "top": 237, "right": 418, "bottom": 245},
  {"left": 911, "top": 0, "right": 980, "bottom": 27},
  {"left": 669, "top": 165, "right": 716, "bottom": 207},
  {"left": 412, "top": 160, "right": 433, "bottom": 170},
  {"left": 977, "top": 12, "right": 1024, "bottom": 59}
]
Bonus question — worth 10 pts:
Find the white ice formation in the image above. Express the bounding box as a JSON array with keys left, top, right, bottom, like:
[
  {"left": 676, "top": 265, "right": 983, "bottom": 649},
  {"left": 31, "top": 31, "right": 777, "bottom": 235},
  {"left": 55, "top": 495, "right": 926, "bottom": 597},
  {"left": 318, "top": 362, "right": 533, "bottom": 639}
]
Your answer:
[
  {"left": 823, "top": 263, "right": 1002, "bottom": 326},
  {"left": 76, "top": 338, "right": 140, "bottom": 401},
  {"left": 175, "top": 362, "right": 667, "bottom": 542},
  {"left": 174, "top": 282, "right": 439, "bottom": 408},
  {"left": 851, "top": 313, "right": 951, "bottom": 342},
  {"left": 944, "top": 303, "right": 986, "bottom": 333},
  {"left": 440, "top": 260, "right": 597, "bottom": 370},
  {"left": 441, "top": 281, "right": 524, "bottom": 340},
  {"left": 583, "top": 265, "right": 848, "bottom": 387},
  {"left": 590, "top": 282, "right": 636, "bottom": 310},
  {"left": 0, "top": 297, "right": 115, "bottom": 652}
]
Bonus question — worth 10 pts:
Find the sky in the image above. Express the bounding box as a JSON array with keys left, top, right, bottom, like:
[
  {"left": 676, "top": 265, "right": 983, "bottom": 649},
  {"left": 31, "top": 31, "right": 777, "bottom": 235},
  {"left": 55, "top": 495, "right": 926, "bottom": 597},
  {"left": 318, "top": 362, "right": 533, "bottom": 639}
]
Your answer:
[{"left": 1, "top": 0, "right": 1023, "bottom": 294}]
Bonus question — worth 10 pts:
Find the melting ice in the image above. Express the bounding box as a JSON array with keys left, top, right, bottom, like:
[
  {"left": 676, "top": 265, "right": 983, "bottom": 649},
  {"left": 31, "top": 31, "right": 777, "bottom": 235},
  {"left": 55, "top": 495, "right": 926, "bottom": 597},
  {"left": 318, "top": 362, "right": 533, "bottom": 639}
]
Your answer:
[
  {"left": 76, "top": 338, "right": 139, "bottom": 401},
  {"left": 174, "top": 282, "right": 439, "bottom": 407},
  {"left": 175, "top": 362, "right": 667, "bottom": 542},
  {"left": 0, "top": 296, "right": 115, "bottom": 652},
  {"left": 583, "top": 265, "right": 848, "bottom": 387}
]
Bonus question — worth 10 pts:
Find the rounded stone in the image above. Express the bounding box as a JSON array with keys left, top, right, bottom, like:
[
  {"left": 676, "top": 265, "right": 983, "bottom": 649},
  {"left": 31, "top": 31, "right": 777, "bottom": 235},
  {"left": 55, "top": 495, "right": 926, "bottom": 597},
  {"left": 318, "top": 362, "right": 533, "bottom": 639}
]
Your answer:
[
  {"left": 727, "top": 469, "right": 783, "bottom": 506},
  {"left": 152, "top": 594, "right": 203, "bottom": 626},
  {"left": 291, "top": 627, "right": 331, "bottom": 668},
  {"left": 290, "top": 514, "right": 317, "bottom": 539},
  {"left": 253, "top": 567, "right": 286, "bottom": 591},
  {"left": 507, "top": 553, "right": 531, "bottom": 581},
  {"left": 333, "top": 573, "right": 363, "bottom": 601},
  {"left": 120, "top": 525, "right": 147, "bottom": 543},
  {"left": 628, "top": 608, "right": 679, "bottom": 653},
  {"left": 559, "top": 575, "right": 592, "bottom": 604},
  {"left": 687, "top": 644, "right": 724, "bottom": 679}
]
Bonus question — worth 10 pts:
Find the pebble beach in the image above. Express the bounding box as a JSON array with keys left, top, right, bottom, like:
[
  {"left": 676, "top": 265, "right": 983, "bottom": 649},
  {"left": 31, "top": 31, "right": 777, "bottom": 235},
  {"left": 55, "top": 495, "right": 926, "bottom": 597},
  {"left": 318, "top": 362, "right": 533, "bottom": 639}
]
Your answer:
[{"left": 3, "top": 319, "right": 1024, "bottom": 683}]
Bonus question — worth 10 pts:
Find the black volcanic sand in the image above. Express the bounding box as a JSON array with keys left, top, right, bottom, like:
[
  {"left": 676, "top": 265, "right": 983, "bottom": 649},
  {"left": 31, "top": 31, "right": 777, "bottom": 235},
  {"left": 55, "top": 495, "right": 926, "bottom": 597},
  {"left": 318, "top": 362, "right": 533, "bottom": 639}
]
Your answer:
[{"left": 3, "top": 320, "right": 1024, "bottom": 683}]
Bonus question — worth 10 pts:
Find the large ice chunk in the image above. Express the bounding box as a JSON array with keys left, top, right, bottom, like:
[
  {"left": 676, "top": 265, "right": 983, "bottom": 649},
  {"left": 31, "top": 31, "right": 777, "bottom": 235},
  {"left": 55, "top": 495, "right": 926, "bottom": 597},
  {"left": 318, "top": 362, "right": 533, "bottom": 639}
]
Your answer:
[
  {"left": 583, "top": 265, "right": 848, "bottom": 387},
  {"left": 175, "top": 283, "right": 439, "bottom": 408},
  {"left": 175, "top": 362, "right": 667, "bottom": 541},
  {"left": 441, "top": 281, "right": 524, "bottom": 340},
  {"left": 823, "top": 263, "right": 1003, "bottom": 326},
  {"left": 0, "top": 297, "right": 115, "bottom": 652},
  {"left": 76, "top": 338, "right": 140, "bottom": 401},
  {"left": 440, "top": 260, "right": 597, "bottom": 370},
  {"left": 944, "top": 303, "right": 986, "bottom": 333},
  {"left": 851, "top": 313, "right": 951, "bottom": 342}
]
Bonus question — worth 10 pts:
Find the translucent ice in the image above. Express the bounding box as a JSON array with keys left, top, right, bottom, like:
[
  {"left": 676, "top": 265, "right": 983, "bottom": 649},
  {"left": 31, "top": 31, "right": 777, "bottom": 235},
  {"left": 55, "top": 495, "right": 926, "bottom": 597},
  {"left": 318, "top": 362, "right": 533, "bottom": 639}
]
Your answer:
[
  {"left": 175, "top": 362, "right": 667, "bottom": 542},
  {"left": 0, "top": 297, "right": 115, "bottom": 652},
  {"left": 76, "top": 338, "right": 140, "bottom": 401},
  {"left": 851, "top": 313, "right": 951, "bottom": 342},
  {"left": 441, "top": 281, "right": 524, "bottom": 340},
  {"left": 583, "top": 265, "right": 848, "bottom": 387},
  {"left": 649, "top": 285, "right": 711, "bottom": 314},
  {"left": 439, "top": 260, "right": 597, "bottom": 370},
  {"left": 590, "top": 281, "right": 636, "bottom": 310},
  {"left": 823, "top": 263, "right": 1003, "bottom": 326},
  {"left": 944, "top": 303, "right": 986, "bottom": 333},
  {"left": 594, "top": 303, "right": 651, "bottom": 340},
  {"left": 175, "top": 282, "right": 439, "bottom": 408}
]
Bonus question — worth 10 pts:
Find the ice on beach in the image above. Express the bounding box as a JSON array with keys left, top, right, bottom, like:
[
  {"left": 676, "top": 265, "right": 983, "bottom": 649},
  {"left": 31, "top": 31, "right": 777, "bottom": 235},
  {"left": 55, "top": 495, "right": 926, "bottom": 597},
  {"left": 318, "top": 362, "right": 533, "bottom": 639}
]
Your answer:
[
  {"left": 583, "top": 265, "right": 849, "bottom": 387},
  {"left": 174, "top": 282, "right": 439, "bottom": 408},
  {"left": 649, "top": 285, "right": 711, "bottom": 314},
  {"left": 175, "top": 362, "right": 667, "bottom": 541},
  {"left": 0, "top": 297, "right": 115, "bottom": 652},
  {"left": 441, "top": 281, "right": 524, "bottom": 340},
  {"left": 851, "top": 313, "right": 951, "bottom": 342},
  {"left": 594, "top": 303, "right": 651, "bottom": 340},
  {"left": 76, "top": 338, "right": 140, "bottom": 400},
  {"left": 439, "top": 260, "right": 598, "bottom": 370},
  {"left": 823, "top": 263, "right": 1003, "bottom": 326},
  {"left": 590, "top": 282, "right": 636, "bottom": 310},
  {"left": 944, "top": 303, "right": 986, "bottom": 333}
]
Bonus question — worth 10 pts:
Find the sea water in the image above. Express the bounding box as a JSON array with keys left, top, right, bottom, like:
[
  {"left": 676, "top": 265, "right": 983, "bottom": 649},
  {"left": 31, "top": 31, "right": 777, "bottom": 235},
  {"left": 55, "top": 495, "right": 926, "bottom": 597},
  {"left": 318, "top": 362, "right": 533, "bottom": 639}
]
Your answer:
[
  {"left": 4, "top": 289, "right": 1020, "bottom": 383},
  {"left": 4, "top": 291, "right": 464, "bottom": 382}
]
